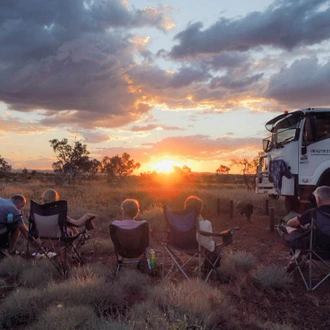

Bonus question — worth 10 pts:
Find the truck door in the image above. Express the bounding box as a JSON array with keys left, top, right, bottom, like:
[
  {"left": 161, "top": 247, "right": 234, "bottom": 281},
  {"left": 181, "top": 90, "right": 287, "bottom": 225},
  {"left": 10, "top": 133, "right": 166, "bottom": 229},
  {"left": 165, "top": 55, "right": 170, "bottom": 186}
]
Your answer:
[{"left": 299, "top": 112, "right": 330, "bottom": 188}]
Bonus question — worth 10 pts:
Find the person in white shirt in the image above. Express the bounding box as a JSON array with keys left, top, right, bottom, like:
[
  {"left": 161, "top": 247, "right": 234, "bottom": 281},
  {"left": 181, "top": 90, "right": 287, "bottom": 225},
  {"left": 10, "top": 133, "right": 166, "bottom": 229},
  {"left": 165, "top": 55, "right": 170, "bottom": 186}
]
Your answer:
[{"left": 184, "top": 195, "right": 222, "bottom": 270}]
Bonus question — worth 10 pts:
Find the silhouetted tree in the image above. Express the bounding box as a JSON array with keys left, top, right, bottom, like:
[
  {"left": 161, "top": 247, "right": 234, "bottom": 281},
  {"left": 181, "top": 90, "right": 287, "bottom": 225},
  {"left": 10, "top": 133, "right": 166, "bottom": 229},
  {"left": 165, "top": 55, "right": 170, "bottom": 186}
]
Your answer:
[
  {"left": 216, "top": 164, "right": 230, "bottom": 174},
  {"left": 49, "top": 138, "right": 99, "bottom": 183},
  {"left": 0, "top": 155, "right": 12, "bottom": 178},
  {"left": 101, "top": 153, "right": 140, "bottom": 181},
  {"left": 231, "top": 158, "right": 255, "bottom": 190}
]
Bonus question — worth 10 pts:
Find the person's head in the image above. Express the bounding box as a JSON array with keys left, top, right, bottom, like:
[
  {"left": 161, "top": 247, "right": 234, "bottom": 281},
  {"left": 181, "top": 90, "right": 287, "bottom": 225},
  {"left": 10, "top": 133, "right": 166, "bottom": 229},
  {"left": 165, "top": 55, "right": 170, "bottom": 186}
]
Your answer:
[
  {"left": 184, "top": 195, "right": 203, "bottom": 215},
  {"left": 11, "top": 194, "right": 27, "bottom": 210},
  {"left": 42, "top": 189, "right": 60, "bottom": 204},
  {"left": 121, "top": 199, "right": 140, "bottom": 219},
  {"left": 313, "top": 186, "right": 330, "bottom": 206}
]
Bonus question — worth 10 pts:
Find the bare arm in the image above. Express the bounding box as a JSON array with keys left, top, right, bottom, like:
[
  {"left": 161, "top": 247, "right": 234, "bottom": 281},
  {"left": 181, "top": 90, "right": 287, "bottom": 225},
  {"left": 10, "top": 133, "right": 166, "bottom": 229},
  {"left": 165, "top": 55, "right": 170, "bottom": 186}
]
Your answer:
[
  {"left": 67, "top": 213, "right": 98, "bottom": 227},
  {"left": 287, "top": 216, "right": 301, "bottom": 228}
]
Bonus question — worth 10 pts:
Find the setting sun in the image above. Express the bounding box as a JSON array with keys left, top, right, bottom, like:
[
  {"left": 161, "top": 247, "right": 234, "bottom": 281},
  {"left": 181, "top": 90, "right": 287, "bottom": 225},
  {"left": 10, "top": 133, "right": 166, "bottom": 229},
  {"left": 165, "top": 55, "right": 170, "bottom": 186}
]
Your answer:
[{"left": 150, "top": 160, "right": 182, "bottom": 173}]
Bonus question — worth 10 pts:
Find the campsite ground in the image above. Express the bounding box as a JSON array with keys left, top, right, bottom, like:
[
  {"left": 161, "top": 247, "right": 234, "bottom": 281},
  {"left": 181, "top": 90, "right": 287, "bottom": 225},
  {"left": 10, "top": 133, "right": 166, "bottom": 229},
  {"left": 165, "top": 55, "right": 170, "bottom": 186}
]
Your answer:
[
  {"left": 2, "top": 180, "right": 330, "bottom": 329},
  {"left": 81, "top": 210, "right": 330, "bottom": 330},
  {"left": 210, "top": 213, "right": 330, "bottom": 330}
]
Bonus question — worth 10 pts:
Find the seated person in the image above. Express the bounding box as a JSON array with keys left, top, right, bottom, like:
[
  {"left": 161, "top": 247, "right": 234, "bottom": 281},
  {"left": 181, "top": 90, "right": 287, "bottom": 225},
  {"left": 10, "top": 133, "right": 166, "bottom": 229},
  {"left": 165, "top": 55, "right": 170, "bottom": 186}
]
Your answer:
[
  {"left": 281, "top": 185, "right": 330, "bottom": 271},
  {"left": 184, "top": 195, "right": 222, "bottom": 269},
  {"left": 41, "top": 189, "right": 98, "bottom": 232},
  {"left": 112, "top": 199, "right": 147, "bottom": 228},
  {"left": 0, "top": 194, "right": 29, "bottom": 254}
]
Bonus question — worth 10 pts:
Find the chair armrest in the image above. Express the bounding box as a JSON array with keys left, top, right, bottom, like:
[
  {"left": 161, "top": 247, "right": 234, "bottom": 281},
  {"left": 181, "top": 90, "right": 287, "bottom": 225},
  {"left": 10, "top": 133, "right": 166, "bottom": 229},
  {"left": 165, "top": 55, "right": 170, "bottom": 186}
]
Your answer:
[
  {"left": 199, "top": 227, "right": 239, "bottom": 247},
  {"left": 199, "top": 227, "right": 239, "bottom": 237}
]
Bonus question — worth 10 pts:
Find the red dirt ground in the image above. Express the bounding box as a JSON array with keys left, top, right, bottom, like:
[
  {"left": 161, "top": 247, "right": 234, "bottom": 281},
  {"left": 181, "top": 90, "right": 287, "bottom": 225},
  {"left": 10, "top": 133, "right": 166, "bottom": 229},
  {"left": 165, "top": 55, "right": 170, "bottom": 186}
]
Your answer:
[{"left": 211, "top": 213, "right": 330, "bottom": 330}]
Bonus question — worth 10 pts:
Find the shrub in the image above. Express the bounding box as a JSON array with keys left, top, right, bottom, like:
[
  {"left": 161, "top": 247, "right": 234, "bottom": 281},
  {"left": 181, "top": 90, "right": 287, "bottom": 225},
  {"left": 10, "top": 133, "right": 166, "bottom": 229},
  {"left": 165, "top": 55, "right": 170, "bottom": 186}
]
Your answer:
[
  {"left": 220, "top": 250, "right": 258, "bottom": 280},
  {"left": 116, "top": 269, "right": 152, "bottom": 299},
  {"left": 18, "top": 259, "right": 60, "bottom": 288},
  {"left": 252, "top": 264, "right": 291, "bottom": 290},
  {"left": 46, "top": 277, "right": 127, "bottom": 315},
  {"left": 26, "top": 305, "right": 98, "bottom": 330},
  {"left": 0, "top": 277, "right": 127, "bottom": 328},
  {"left": 152, "top": 280, "right": 236, "bottom": 328},
  {"left": 0, "top": 256, "right": 29, "bottom": 278},
  {"left": 127, "top": 301, "right": 169, "bottom": 330},
  {"left": 69, "top": 263, "right": 112, "bottom": 280}
]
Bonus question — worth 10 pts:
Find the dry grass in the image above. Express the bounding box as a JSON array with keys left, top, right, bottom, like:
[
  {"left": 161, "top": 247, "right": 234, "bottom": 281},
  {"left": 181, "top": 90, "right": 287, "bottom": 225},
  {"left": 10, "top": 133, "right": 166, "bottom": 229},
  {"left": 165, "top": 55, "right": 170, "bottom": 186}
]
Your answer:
[
  {"left": 252, "top": 264, "right": 291, "bottom": 290},
  {"left": 0, "top": 179, "right": 292, "bottom": 329}
]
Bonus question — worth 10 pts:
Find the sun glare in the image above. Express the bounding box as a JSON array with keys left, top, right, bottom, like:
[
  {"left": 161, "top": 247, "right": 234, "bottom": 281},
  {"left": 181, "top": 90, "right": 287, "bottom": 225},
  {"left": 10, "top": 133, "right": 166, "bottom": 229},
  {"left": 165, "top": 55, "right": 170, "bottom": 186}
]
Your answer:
[{"left": 150, "top": 160, "right": 182, "bottom": 173}]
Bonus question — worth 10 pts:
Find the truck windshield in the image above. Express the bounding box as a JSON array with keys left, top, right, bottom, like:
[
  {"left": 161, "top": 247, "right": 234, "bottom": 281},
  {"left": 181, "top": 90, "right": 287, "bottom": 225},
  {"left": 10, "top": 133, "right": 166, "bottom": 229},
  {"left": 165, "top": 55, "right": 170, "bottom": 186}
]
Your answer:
[{"left": 263, "top": 113, "right": 302, "bottom": 151}]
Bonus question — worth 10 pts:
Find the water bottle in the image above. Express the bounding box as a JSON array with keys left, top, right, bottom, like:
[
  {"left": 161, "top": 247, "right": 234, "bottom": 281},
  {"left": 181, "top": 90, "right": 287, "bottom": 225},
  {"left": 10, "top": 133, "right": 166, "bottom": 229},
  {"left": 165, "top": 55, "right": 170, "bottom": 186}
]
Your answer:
[
  {"left": 149, "top": 249, "right": 157, "bottom": 270},
  {"left": 7, "top": 213, "right": 14, "bottom": 224}
]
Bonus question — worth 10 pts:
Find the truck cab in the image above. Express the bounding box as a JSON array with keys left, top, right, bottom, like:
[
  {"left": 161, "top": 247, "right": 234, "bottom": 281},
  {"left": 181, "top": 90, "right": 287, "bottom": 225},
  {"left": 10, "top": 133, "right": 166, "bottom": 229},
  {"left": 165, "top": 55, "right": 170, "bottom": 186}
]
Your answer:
[{"left": 256, "top": 108, "right": 330, "bottom": 212}]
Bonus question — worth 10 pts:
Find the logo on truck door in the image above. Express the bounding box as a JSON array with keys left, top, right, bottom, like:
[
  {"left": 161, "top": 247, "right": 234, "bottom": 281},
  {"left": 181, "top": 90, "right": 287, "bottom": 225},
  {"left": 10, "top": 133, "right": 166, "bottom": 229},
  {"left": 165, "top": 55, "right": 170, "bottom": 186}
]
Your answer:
[{"left": 300, "top": 154, "right": 308, "bottom": 162}]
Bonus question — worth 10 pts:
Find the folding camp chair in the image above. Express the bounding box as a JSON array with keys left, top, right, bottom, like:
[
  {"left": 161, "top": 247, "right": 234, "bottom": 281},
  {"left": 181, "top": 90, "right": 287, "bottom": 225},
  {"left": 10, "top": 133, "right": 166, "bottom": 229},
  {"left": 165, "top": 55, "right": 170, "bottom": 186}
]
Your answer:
[
  {"left": 27, "top": 200, "right": 89, "bottom": 274},
  {"left": 289, "top": 209, "right": 330, "bottom": 291},
  {"left": 162, "top": 205, "right": 239, "bottom": 282},
  {"left": 109, "top": 221, "right": 149, "bottom": 277}
]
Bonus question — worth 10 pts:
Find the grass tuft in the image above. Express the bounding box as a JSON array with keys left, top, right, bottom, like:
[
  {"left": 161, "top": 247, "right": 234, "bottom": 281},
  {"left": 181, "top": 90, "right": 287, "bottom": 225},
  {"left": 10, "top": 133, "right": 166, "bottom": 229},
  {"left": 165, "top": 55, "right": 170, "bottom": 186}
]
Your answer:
[
  {"left": 152, "top": 279, "right": 236, "bottom": 328},
  {"left": 252, "top": 264, "right": 291, "bottom": 290},
  {"left": 116, "top": 269, "right": 152, "bottom": 299},
  {"left": 220, "top": 250, "right": 258, "bottom": 280},
  {"left": 26, "top": 305, "right": 97, "bottom": 330},
  {"left": 18, "top": 259, "right": 60, "bottom": 288},
  {"left": 127, "top": 300, "right": 169, "bottom": 330},
  {"left": 0, "top": 256, "right": 29, "bottom": 278}
]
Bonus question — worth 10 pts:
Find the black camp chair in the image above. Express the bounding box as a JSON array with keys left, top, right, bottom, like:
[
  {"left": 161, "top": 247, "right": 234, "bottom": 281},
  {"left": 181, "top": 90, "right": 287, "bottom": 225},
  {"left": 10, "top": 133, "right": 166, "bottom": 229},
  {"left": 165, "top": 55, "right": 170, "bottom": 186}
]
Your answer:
[
  {"left": 162, "top": 205, "right": 239, "bottom": 282},
  {"left": 110, "top": 221, "right": 150, "bottom": 277},
  {"left": 27, "top": 200, "right": 90, "bottom": 274},
  {"left": 286, "top": 209, "right": 330, "bottom": 290}
]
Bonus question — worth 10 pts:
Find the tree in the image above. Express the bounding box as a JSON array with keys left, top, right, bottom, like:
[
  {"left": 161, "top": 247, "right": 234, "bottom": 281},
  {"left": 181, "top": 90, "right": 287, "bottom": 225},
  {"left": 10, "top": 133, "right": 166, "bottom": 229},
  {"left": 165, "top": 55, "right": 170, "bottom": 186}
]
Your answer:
[
  {"left": 0, "top": 155, "right": 12, "bottom": 178},
  {"left": 81, "top": 158, "right": 101, "bottom": 179},
  {"left": 231, "top": 154, "right": 265, "bottom": 190},
  {"left": 49, "top": 138, "right": 97, "bottom": 183},
  {"left": 101, "top": 153, "right": 140, "bottom": 181},
  {"left": 182, "top": 165, "right": 192, "bottom": 175},
  {"left": 216, "top": 164, "right": 230, "bottom": 174}
]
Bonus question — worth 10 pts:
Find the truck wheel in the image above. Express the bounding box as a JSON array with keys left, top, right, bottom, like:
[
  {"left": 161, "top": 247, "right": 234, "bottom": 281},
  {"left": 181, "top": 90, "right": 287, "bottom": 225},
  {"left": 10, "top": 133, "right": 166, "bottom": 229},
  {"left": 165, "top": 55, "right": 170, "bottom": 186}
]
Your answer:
[{"left": 285, "top": 196, "right": 300, "bottom": 213}]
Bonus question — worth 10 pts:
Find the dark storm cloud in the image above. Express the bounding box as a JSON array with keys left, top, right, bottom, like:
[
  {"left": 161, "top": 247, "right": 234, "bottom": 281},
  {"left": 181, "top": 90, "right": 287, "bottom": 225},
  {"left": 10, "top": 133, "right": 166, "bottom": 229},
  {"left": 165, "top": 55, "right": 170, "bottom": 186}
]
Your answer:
[
  {"left": 265, "top": 57, "right": 330, "bottom": 107},
  {"left": 2, "top": 0, "right": 330, "bottom": 131},
  {"left": 169, "top": 0, "right": 330, "bottom": 58},
  {"left": 209, "top": 73, "right": 264, "bottom": 92},
  {"left": 167, "top": 66, "right": 211, "bottom": 88},
  {"left": 0, "top": 0, "right": 169, "bottom": 62},
  {"left": 0, "top": 0, "right": 171, "bottom": 128}
]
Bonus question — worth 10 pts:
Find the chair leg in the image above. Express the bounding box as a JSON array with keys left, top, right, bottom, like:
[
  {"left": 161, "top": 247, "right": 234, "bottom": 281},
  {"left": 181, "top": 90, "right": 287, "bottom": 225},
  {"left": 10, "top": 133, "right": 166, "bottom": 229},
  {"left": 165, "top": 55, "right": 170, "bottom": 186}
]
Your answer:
[{"left": 116, "top": 264, "right": 120, "bottom": 277}]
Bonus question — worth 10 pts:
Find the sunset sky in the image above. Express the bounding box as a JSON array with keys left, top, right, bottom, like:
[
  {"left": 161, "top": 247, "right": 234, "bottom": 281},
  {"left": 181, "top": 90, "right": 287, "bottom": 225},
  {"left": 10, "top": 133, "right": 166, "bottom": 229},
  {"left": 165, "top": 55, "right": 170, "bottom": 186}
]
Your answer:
[{"left": 1, "top": 0, "right": 330, "bottom": 174}]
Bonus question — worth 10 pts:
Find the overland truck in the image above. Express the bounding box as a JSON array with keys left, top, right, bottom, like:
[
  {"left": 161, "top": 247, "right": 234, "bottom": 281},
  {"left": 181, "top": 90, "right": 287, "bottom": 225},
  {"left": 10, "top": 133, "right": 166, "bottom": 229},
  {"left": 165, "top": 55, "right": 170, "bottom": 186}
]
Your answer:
[{"left": 256, "top": 108, "right": 330, "bottom": 213}]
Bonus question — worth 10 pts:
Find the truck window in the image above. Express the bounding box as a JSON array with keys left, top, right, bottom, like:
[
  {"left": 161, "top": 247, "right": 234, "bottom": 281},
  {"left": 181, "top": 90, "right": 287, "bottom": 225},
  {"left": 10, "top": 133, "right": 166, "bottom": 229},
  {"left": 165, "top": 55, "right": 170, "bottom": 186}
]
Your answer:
[{"left": 303, "top": 113, "right": 330, "bottom": 144}]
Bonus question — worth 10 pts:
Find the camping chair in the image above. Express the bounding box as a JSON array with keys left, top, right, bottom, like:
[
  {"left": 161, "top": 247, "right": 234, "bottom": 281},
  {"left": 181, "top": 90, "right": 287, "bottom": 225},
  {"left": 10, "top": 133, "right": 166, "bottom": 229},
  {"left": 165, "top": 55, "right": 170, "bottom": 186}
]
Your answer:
[
  {"left": 162, "top": 205, "right": 239, "bottom": 282},
  {"left": 27, "top": 200, "right": 89, "bottom": 274},
  {"left": 288, "top": 209, "right": 330, "bottom": 291},
  {"left": 109, "top": 221, "right": 149, "bottom": 277}
]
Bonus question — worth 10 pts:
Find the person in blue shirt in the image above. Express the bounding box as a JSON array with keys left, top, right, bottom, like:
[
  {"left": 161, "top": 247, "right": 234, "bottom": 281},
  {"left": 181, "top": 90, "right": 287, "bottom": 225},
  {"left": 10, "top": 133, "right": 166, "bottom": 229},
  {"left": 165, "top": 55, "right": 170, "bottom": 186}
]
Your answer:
[{"left": 0, "top": 194, "right": 29, "bottom": 254}]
